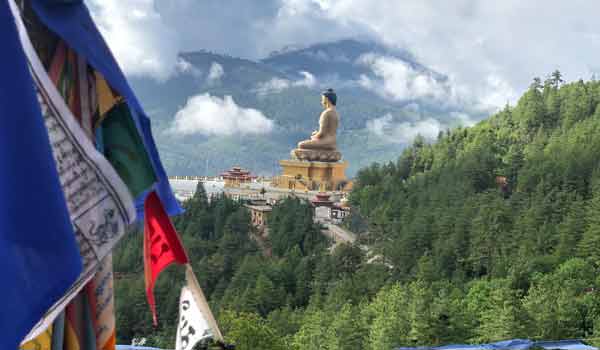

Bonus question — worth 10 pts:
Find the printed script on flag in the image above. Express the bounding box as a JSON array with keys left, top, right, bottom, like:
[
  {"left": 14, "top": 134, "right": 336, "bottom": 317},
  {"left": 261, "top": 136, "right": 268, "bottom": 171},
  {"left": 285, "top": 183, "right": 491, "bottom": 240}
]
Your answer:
[
  {"left": 176, "top": 286, "right": 213, "bottom": 350},
  {"left": 176, "top": 265, "right": 224, "bottom": 350},
  {"left": 10, "top": 0, "right": 136, "bottom": 343}
]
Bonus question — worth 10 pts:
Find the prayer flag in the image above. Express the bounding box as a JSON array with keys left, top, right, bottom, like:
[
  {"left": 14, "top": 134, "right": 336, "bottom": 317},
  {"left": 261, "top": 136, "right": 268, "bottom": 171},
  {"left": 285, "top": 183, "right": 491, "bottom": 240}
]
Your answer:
[
  {"left": 30, "top": 0, "right": 183, "bottom": 218},
  {"left": 144, "top": 191, "right": 189, "bottom": 325},
  {"left": 10, "top": 1, "right": 136, "bottom": 343},
  {"left": 175, "top": 264, "right": 224, "bottom": 350},
  {"left": 0, "top": 2, "right": 82, "bottom": 348}
]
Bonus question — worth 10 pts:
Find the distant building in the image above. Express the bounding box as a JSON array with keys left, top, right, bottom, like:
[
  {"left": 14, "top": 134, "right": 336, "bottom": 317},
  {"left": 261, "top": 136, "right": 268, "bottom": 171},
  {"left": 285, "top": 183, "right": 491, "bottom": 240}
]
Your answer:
[
  {"left": 244, "top": 200, "right": 272, "bottom": 232},
  {"left": 310, "top": 192, "right": 351, "bottom": 224},
  {"left": 330, "top": 203, "right": 350, "bottom": 224},
  {"left": 311, "top": 192, "right": 334, "bottom": 207},
  {"left": 495, "top": 175, "right": 509, "bottom": 194},
  {"left": 220, "top": 166, "right": 256, "bottom": 188}
]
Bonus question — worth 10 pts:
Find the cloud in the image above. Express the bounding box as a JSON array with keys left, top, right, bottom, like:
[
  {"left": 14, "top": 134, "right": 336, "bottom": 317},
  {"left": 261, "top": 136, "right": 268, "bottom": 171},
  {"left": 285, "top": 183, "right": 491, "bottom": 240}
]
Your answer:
[
  {"left": 255, "top": 70, "right": 317, "bottom": 94},
  {"left": 450, "top": 112, "right": 478, "bottom": 128},
  {"left": 255, "top": 78, "right": 292, "bottom": 95},
  {"left": 303, "top": 49, "right": 351, "bottom": 63},
  {"left": 170, "top": 94, "right": 274, "bottom": 136},
  {"left": 206, "top": 62, "right": 225, "bottom": 83},
  {"left": 366, "top": 111, "right": 478, "bottom": 144},
  {"left": 297, "top": 71, "right": 317, "bottom": 87},
  {"left": 367, "top": 114, "right": 443, "bottom": 144},
  {"left": 479, "top": 75, "right": 518, "bottom": 108},
  {"left": 152, "top": 0, "right": 368, "bottom": 60},
  {"left": 176, "top": 57, "right": 203, "bottom": 78},
  {"left": 357, "top": 53, "right": 451, "bottom": 102},
  {"left": 357, "top": 53, "right": 517, "bottom": 112},
  {"left": 323, "top": 0, "right": 598, "bottom": 104},
  {"left": 87, "top": 0, "right": 180, "bottom": 81},
  {"left": 89, "top": 0, "right": 600, "bottom": 109},
  {"left": 175, "top": 60, "right": 224, "bottom": 83}
]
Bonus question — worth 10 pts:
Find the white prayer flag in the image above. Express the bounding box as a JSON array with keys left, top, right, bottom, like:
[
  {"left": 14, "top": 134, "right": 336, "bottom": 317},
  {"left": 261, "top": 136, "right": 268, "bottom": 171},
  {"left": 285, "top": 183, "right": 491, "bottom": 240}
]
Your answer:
[{"left": 176, "top": 265, "right": 224, "bottom": 350}]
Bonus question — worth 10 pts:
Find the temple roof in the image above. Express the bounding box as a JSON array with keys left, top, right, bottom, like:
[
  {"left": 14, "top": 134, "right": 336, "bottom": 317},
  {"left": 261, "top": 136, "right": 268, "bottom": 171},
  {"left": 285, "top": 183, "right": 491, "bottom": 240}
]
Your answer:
[
  {"left": 311, "top": 192, "right": 334, "bottom": 207},
  {"left": 220, "top": 166, "right": 256, "bottom": 180}
]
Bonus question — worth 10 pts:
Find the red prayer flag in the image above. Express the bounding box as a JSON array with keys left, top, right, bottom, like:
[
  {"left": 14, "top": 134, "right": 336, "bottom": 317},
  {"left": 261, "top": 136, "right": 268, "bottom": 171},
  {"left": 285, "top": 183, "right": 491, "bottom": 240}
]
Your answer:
[{"left": 144, "top": 191, "right": 189, "bottom": 325}]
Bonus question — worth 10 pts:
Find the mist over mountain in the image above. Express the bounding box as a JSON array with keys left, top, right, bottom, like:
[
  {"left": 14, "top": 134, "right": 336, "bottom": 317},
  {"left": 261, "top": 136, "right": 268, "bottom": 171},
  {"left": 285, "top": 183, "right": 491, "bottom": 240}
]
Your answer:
[
  {"left": 262, "top": 39, "right": 423, "bottom": 80},
  {"left": 129, "top": 39, "right": 489, "bottom": 176}
]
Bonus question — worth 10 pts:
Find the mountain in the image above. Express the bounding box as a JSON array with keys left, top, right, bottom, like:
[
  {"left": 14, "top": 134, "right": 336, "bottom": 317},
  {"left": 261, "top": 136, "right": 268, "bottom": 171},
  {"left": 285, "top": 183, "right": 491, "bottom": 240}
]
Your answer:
[
  {"left": 262, "top": 39, "right": 441, "bottom": 81},
  {"left": 129, "top": 39, "right": 477, "bottom": 177}
]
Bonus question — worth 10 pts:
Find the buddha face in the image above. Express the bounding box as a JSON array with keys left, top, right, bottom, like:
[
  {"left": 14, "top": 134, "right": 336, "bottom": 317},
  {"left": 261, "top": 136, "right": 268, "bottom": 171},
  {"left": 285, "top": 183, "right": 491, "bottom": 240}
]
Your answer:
[{"left": 321, "top": 95, "right": 329, "bottom": 108}]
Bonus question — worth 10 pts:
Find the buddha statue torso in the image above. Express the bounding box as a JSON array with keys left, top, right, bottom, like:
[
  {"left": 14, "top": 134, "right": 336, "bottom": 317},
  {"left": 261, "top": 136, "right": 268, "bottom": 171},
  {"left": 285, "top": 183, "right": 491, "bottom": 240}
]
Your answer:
[{"left": 298, "top": 108, "right": 339, "bottom": 151}]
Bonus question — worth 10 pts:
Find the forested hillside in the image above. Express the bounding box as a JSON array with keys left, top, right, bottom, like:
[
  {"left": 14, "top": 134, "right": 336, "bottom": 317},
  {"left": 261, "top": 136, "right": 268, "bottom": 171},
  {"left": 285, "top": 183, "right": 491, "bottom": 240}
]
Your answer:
[
  {"left": 114, "top": 74, "right": 600, "bottom": 349},
  {"left": 351, "top": 72, "right": 600, "bottom": 278}
]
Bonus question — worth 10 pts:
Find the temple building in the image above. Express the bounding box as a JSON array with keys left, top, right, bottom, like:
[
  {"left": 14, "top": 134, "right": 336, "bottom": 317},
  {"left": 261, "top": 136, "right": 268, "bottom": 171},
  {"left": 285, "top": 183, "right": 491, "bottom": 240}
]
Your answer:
[
  {"left": 220, "top": 166, "right": 256, "bottom": 188},
  {"left": 310, "top": 192, "right": 349, "bottom": 224},
  {"left": 331, "top": 196, "right": 351, "bottom": 224},
  {"left": 244, "top": 200, "right": 272, "bottom": 232}
]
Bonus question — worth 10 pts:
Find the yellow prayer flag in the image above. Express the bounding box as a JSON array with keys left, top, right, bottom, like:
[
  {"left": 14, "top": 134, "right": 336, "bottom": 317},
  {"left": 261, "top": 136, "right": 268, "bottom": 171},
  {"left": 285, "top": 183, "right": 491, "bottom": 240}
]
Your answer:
[{"left": 20, "top": 326, "right": 52, "bottom": 350}]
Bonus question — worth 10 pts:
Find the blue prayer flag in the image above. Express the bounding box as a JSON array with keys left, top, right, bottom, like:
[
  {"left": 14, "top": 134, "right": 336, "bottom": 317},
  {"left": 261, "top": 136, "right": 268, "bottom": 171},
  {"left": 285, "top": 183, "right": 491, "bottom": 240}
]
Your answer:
[{"left": 0, "top": 1, "right": 82, "bottom": 348}]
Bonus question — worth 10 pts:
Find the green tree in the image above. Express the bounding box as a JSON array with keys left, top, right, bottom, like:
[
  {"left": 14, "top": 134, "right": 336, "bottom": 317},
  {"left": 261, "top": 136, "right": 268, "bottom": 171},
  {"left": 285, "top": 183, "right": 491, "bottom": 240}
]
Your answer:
[
  {"left": 556, "top": 198, "right": 586, "bottom": 260},
  {"left": 523, "top": 258, "right": 599, "bottom": 339},
  {"left": 220, "top": 310, "right": 286, "bottom": 350},
  {"left": 324, "top": 303, "right": 365, "bottom": 350},
  {"left": 291, "top": 309, "right": 329, "bottom": 350},
  {"left": 579, "top": 183, "right": 600, "bottom": 265},
  {"left": 364, "top": 284, "right": 410, "bottom": 350}
]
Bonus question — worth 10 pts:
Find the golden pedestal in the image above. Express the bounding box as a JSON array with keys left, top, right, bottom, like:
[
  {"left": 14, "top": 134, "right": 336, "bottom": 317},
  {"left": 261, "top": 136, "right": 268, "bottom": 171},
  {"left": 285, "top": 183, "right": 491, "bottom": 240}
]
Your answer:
[{"left": 273, "top": 159, "right": 350, "bottom": 192}]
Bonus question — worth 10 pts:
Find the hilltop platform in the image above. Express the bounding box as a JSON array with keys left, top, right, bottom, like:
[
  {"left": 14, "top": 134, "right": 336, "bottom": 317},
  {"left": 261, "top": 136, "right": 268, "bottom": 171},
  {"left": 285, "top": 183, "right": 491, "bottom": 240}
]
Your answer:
[
  {"left": 291, "top": 148, "right": 342, "bottom": 162},
  {"left": 272, "top": 159, "right": 351, "bottom": 192}
]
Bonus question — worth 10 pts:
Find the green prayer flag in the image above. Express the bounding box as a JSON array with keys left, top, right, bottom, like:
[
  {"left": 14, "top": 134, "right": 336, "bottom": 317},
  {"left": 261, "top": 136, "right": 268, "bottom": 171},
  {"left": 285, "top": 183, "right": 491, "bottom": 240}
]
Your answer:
[{"left": 102, "top": 102, "right": 156, "bottom": 197}]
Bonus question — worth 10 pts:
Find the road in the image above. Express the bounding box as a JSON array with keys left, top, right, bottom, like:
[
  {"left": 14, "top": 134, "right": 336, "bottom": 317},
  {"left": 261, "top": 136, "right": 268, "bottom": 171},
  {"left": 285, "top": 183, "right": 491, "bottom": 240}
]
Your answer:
[{"left": 322, "top": 223, "right": 357, "bottom": 245}]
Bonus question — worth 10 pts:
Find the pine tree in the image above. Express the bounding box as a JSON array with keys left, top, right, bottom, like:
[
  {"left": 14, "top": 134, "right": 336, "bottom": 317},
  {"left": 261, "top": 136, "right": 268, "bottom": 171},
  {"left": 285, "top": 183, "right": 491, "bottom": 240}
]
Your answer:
[
  {"left": 562, "top": 80, "right": 594, "bottom": 127},
  {"left": 365, "top": 284, "right": 411, "bottom": 350},
  {"left": 408, "top": 281, "right": 436, "bottom": 345},
  {"left": 523, "top": 258, "right": 596, "bottom": 339},
  {"left": 518, "top": 78, "right": 547, "bottom": 131},
  {"left": 291, "top": 309, "right": 329, "bottom": 350},
  {"left": 220, "top": 311, "right": 286, "bottom": 350},
  {"left": 578, "top": 184, "right": 600, "bottom": 265},
  {"left": 324, "top": 303, "right": 365, "bottom": 350},
  {"left": 556, "top": 198, "right": 586, "bottom": 260},
  {"left": 254, "top": 273, "right": 278, "bottom": 316},
  {"left": 474, "top": 285, "right": 526, "bottom": 342},
  {"left": 551, "top": 70, "right": 564, "bottom": 87}
]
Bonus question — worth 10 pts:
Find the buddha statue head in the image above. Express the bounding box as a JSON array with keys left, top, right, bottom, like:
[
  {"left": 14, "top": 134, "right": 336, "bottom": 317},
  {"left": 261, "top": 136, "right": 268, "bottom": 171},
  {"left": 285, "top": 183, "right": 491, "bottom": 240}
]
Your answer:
[{"left": 321, "top": 88, "right": 337, "bottom": 109}]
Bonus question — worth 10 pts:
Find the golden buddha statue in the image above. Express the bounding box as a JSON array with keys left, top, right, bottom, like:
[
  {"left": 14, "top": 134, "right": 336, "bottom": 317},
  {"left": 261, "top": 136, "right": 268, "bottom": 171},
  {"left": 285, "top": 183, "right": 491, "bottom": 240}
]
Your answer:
[{"left": 292, "top": 89, "right": 342, "bottom": 162}]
